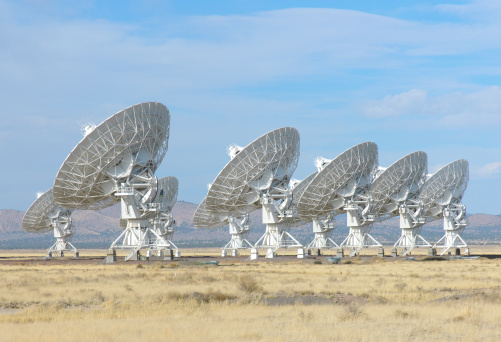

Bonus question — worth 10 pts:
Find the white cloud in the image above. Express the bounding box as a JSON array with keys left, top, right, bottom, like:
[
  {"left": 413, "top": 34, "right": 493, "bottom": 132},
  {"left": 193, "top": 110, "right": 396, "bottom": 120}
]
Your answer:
[
  {"left": 361, "top": 86, "right": 501, "bottom": 127},
  {"left": 476, "top": 162, "right": 501, "bottom": 177},
  {"left": 435, "top": 0, "right": 501, "bottom": 21},
  {"left": 361, "top": 89, "right": 427, "bottom": 118}
]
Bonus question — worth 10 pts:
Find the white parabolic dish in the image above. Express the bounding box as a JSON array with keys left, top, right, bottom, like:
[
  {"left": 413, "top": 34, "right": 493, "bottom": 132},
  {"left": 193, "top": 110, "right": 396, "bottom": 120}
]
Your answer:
[
  {"left": 22, "top": 189, "right": 67, "bottom": 233},
  {"left": 419, "top": 159, "right": 469, "bottom": 218},
  {"left": 297, "top": 142, "right": 378, "bottom": 220},
  {"left": 157, "top": 176, "right": 178, "bottom": 212},
  {"left": 53, "top": 102, "right": 170, "bottom": 210},
  {"left": 205, "top": 127, "right": 300, "bottom": 217},
  {"left": 193, "top": 198, "right": 230, "bottom": 229},
  {"left": 370, "top": 151, "right": 427, "bottom": 216}
]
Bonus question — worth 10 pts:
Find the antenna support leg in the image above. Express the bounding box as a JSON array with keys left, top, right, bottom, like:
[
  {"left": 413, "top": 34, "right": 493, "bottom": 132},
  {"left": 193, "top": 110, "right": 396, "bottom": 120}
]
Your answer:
[
  {"left": 340, "top": 226, "right": 381, "bottom": 257},
  {"left": 394, "top": 227, "right": 431, "bottom": 256}
]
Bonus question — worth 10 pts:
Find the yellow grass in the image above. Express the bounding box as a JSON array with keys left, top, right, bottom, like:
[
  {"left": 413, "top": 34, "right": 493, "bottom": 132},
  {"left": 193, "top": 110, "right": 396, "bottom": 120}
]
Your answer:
[{"left": 0, "top": 246, "right": 500, "bottom": 341}]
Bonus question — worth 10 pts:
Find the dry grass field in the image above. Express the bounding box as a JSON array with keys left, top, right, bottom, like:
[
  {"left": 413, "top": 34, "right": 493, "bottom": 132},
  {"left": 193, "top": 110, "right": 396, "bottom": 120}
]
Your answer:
[{"left": 0, "top": 246, "right": 501, "bottom": 341}]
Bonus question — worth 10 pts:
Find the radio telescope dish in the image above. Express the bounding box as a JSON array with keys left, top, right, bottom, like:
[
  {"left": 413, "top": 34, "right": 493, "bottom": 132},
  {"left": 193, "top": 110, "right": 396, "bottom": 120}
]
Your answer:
[
  {"left": 156, "top": 176, "right": 178, "bottom": 212},
  {"left": 298, "top": 142, "right": 378, "bottom": 220},
  {"left": 369, "top": 152, "right": 429, "bottom": 255},
  {"left": 370, "top": 152, "right": 427, "bottom": 217},
  {"left": 419, "top": 159, "right": 469, "bottom": 255},
  {"left": 54, "top": 102, "right": 174, "bottom": 261},
  {"left": 53, "top": 102, "right": 170, "bottom": 210},
  {"left": 205, "top": 127, "right": 303, "bottom": 258},
  {"left": 205, "top": 127, "right": 300, "bottom": 216},
  {"left": 22, "top": 189, "right": 78, "bottom": 257},
  {"left": 420, "top": 160, "right": 469, "bottom": 218},
  {"left": 297, "top": 142, "right": 378, "bottom": 254},
  {"left": 194, "top": 198, "right": 253, "bottom": 255}
]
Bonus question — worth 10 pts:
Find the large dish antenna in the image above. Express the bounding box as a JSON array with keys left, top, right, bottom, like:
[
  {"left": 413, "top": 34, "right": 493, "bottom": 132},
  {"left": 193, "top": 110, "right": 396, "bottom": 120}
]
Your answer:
[
  {"left": 297, "top": 142, "right": 378, "bottom": 255},
  {"left": 419, "top": 159, "right": 469, "bottom": 255},
  {"left": 205, "top": 127, "right": 303, "bottom": 258},
  {"left": 54, "top": 102, "right": 175, "bottom": 260},
  {"left": 206, "top": 127, "right": 300, "bottom": 215},
  {"left": 53, "top": 102, "right": 169, "bottom": 210},
  {"left": 22, "top": 189, "right": 78, "bottom": 257},
  {"left": 369, "top": 152, "right": 429, "bottom": 255}
]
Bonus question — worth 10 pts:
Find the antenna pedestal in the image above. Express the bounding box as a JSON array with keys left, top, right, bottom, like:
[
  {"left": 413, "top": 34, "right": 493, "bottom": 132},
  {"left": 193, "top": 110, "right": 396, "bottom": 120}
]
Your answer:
[
  {"left": 254, "top": 202, "right": 302, "bottom": 256},
  {"left": 111, "top": 187, "right": 179, "bottom": 261},
  {"left": 254, "top": 224, "right": 303, "bottom": 256},
  {"left": 340, "top": 226, "right": 381, "bottom": 256},
  {"left": 394, "top": 227, "right": 431, "bottom": 256},
  {"left": 340, "top": 206, "right": 380, "bottom": 256},
  {"left": 222, "top": 216, "right": 253, "bottom": 251},
  {"left": 150, "top": 211, "right": 180, "bottom": 254},
  {"left": 434, "top": 210, "right": 467, "bottom": 255},
  {"left": 47, "top": 225, "right": 78, "bottom": 257},
  {"left": 307, "top": 218, "right": 338, "bottom": 249},
  {"left": 395, "top": 210, "right": 429, "bottom": 255}
]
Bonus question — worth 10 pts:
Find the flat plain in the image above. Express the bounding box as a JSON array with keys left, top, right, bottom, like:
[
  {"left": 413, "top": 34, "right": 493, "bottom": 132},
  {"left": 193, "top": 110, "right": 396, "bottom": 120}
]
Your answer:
[{"left": 0, "top": 246, "right": 500, "bottom": 341}]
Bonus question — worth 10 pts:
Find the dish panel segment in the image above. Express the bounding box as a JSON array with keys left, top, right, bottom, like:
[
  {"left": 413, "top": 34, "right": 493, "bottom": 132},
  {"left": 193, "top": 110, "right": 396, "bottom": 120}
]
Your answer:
[{"left": 193, "top": 198, "right": 229, "bottom": 229}]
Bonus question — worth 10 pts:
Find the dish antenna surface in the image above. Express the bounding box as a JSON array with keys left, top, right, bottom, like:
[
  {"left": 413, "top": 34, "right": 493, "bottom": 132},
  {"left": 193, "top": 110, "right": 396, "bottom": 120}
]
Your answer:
[
  {"left": 205, "top": 127, "right": 302, "bottom": 258},
  {"left": 53, "top": 102, "right": 174, "bottom": 260},
  {"left": 22, "top": 189, "right": 78, "bottom": 257},
  {"left": 419, "top": 160, "right": 469, "bottom": 255},
  {"left": 369, "top": 152, "right": 429, "bottom": 255},
  {"left": 297, "top": 142, "right": 378, "bottom": 255},
  {"left": 194, "top": 198, "right": 253, "bottom": 256}
]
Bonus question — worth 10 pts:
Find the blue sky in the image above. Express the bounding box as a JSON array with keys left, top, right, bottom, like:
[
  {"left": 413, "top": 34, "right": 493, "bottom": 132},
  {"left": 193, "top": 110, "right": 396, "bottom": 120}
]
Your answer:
[{"left": 1, "top": 0, "right": 500, "bottom": 214}]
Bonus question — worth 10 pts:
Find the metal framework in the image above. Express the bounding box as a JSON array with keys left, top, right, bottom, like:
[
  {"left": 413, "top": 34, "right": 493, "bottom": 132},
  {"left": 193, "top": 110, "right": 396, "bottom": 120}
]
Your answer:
[
  {"left": 297, "top": 142, "right": 378, "bottom": 255},
  {"left": 204, "top": 127, "right": 302, "bottom": 257},
  {"left": 370, "top": 152, "right": 429, "bottom": 255},
  {"left": 420, "top": 160, "right": 469, "bottom": 255},
  {"left": 22, "top": 189, "right": 78, "bottom": 257},
  {"left": 53, "top": 102, "right": 174, "bottom": 260}
]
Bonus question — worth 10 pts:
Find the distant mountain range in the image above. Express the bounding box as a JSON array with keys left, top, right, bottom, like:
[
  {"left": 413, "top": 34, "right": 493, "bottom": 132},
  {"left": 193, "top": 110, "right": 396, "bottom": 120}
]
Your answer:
[{"left": 1, "top": 201, "right": 500, "bottom": 249}]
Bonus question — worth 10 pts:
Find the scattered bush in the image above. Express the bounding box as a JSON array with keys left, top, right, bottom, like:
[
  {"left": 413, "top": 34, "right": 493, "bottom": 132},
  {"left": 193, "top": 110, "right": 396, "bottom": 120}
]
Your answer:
[
  {"left": 238, "top": 275, "right": 262, "bottom": 294},
  {"left": 338, "top": 304, "right": 364, "bottom": 321}
]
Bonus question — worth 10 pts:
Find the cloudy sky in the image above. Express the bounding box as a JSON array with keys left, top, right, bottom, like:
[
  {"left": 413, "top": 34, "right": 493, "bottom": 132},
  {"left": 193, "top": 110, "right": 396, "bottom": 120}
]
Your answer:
[{"left": 1, "top": 0, "right": 500, "bottom": 214}]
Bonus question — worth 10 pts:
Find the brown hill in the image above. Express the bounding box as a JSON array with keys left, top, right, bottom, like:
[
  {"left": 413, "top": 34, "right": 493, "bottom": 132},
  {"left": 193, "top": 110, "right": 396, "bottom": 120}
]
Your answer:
[{"left": 0, "top": 202, "right": 500, "bottom": 248}]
